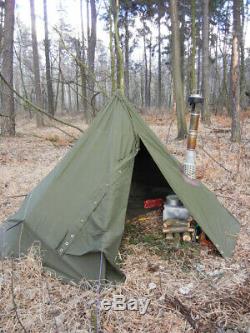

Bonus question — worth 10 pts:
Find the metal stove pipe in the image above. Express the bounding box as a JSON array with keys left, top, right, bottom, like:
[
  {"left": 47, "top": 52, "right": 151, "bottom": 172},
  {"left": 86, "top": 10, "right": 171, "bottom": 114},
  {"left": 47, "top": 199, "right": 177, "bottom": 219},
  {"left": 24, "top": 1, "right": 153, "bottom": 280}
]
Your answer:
[{"left": 183, "top": 94, "right": 203, "bottom": 179}]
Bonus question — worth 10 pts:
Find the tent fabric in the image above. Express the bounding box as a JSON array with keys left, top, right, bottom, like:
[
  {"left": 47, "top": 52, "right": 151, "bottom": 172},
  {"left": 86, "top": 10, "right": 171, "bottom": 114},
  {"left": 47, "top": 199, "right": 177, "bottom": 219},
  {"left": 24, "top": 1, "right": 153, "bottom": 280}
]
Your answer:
[{"left": 0, "top": 93, "right": 240, "bottom": 283}]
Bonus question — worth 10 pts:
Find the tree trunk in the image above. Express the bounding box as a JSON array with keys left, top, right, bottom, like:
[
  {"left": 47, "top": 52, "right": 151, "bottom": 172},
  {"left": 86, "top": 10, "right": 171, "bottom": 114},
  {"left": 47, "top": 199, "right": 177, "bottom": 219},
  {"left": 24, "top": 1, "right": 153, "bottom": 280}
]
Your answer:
[
  {"left": 197, "top": 17, "right": 202, "bottom": 91},
  {"left": 190, "top": 0, "right": 196, "bottom": 93},
  {"left": 109, "top": 4, "right": 116, "bottom": 93},
  {"left": 124, "top": 8, "right": 129, "bottom": 98},
  {"left": 201, "top": 0, "right": 210, "bottom": 124},
  {"left": 30, "top": 0, "right": 44, "bottom": 127},
  {"left": 87, "top": 0, "right": 97, "bottom": 121},
  {"left": 0, "top": 1, "right": 5, "bottom": 49},
  {"left": 230, "top": 0, "right": 241, "bottom": 142},
  {"left": 169, "top": 0, "right": 187, "bottom": 139},
  {"left": 112, "top": 0, "right": 124, "bottom": 93},
  {"left": 143, "top": 25, "right": 148, "bottom": 107},
  {"left": 61, "top": 79, "right": 65, "bottom": 112},
  {"left": 239, "top": 0, "right": 246, "bottom": 108},
  {"left": 179, "top": 7, "right": 185, "bottom": 89},
  {"left": 68, "top": 83, "right": 72, "bottom": 112},
  {"left": 43, "top": 0, "right": 54, "bottom": 116},
  {"left": 80, "top": 0, "right": 87, "bottom": 113},
  {"left": 140, "top": 65, "right": 144, "bottom": 107},
  {"left": 157, "top": 11, "right": 162, "bottom": 109},
  {"left": 15, "top": 39, "right": 31, "bottom": 117},
  {"left": 1, "top": 0, "right": 15, "bottom": 136},
  {"left": 55, "top": 43, "right": 61, "bottom": 113},
  {"left": 75, "top": 57, "right": 79, "bottom": 112},
  {"left": 74, "top": 39, "right": 80, "bottom": 112},
  {"left": 148, "top": 37, "right": 152, "bottom": 108},
  {"left": 222, "top": 39, "right": 229, "bottom": 112}
]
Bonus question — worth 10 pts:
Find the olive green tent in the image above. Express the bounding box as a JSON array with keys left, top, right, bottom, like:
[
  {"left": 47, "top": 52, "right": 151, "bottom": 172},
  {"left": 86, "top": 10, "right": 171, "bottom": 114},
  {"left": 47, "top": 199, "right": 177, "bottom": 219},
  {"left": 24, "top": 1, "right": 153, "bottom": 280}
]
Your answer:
[{"left": 0, "top": 93, "right": 240, "bottom": 283}]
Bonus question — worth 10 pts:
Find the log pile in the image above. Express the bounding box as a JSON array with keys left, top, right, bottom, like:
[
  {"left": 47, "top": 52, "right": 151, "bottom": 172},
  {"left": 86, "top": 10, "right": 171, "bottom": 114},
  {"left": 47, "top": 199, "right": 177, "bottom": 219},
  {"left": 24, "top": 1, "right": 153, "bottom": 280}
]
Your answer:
[{"left": 163, "top": 218, "right": 195, "bottom": 242}]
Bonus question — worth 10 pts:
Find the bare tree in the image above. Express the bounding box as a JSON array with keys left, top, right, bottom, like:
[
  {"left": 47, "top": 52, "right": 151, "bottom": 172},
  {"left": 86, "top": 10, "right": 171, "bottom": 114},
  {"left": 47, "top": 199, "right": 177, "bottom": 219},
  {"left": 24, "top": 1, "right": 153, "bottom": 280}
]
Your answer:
[
  {"left": 87, "top": 0, "right": 97, "bottom": 120},
  {"left": 112, "top": 0, "right": 124, "bottom": 93},
  {"left": 201, "top": 0, "right": 210, "bottom": 124},
  {"left": 43, "top": 0, "right": 54, "bottom": 116},
  {"left": 190, "top": 0, "right": 196, "bottom": 93},
  {"left": 109, "top": 4, "right": 116, "bottom": 93},
  {"left": 0, "top": 0, "right": 5, "bottom": 48},
  {"left": 124, "top": 7, "right": 129, "bottom": 98},
  {"left": 239, "top": 0, "right": 246, "bottom": 108},
  {"left": 30, "top": 0, "right": 44, "bottom": 127},
  {"left": 80, "top": 0, "right": 87, "bottom": 113},
  {"left": 169, "top": 0, "right": 187, "bottom": 139},
  {"left": 1, "top": 0, "right": 15, "bottom": 136},
  {"left": 230, "top": 0, "right": 241, "bottom": 142},
  {"left": 157, "top": 4, "right": 162, "bottom": 109}
]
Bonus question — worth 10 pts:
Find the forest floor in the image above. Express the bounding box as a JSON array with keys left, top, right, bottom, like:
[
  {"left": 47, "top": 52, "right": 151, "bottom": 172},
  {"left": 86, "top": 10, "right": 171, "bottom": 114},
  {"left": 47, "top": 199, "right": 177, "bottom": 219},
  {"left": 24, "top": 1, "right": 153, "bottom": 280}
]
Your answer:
[{"left": 0, "top": 111, "right": 249, "bottom": 333}]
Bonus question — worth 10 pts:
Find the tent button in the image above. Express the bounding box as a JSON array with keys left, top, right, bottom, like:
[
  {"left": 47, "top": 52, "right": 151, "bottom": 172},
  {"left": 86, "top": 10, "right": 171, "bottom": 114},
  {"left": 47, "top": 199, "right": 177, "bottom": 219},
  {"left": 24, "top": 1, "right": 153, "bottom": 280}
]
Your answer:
[
  {"left": 59, "top": 248, "right": 63, "bottom": 254},
  {"left": 65, "top": 242, "right": 69, "bottom": 246},
  {"left": 70, "top": 234, "right": 75, "bottom": 238}
]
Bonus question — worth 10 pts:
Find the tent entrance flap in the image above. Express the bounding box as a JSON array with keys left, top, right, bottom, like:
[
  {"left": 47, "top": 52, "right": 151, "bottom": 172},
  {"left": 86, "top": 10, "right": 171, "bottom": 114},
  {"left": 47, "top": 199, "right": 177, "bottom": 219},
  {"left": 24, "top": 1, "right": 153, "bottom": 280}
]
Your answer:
[{"left": 126, "top": 141, "right": 174, "bottom": 219}]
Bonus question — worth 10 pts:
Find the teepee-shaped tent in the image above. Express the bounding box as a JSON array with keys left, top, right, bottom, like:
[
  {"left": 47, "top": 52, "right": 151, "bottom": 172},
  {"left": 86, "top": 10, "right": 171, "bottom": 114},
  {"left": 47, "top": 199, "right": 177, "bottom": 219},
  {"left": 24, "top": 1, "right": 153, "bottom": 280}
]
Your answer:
[{"left": 0, "top": 94, "right": 240, "bottom": 283}]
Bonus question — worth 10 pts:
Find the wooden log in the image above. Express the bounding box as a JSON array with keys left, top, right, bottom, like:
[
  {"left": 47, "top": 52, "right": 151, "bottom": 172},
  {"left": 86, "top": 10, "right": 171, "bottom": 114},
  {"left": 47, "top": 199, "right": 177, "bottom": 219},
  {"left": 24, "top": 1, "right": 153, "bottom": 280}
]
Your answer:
[
  {"left": 163, "top": 219, "right": 190, "bottom": 228},
  {"left": 182, "top": 232, "right": 192, "bottom": 242},
  {"left": 165, "top": 233, "right": 174, "bottom": 240},
  {"left": 163, "top": 227, "right": 195, "bottom": 234},
  {"left": 163, "top": 222, "right": 189, "bottom": 229}
]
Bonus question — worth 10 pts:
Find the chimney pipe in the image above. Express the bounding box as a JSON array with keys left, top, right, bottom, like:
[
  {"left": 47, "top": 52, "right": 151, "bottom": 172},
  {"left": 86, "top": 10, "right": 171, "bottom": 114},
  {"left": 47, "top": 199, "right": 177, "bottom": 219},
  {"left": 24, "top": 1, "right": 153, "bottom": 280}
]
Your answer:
[{"left": 183, "top": 94, "right": 203, "bottom": 179}]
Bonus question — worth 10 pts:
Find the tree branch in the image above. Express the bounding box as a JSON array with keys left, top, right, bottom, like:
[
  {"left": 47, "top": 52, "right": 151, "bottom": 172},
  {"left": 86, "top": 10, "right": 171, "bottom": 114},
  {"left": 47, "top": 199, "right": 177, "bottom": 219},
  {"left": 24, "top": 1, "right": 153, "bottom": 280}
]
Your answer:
[
  {"left": 199, "top": 135, "right": 232, "bottom": 173},
  {"left": 0, "top": 72, "right": 84, "bottom": 134}
]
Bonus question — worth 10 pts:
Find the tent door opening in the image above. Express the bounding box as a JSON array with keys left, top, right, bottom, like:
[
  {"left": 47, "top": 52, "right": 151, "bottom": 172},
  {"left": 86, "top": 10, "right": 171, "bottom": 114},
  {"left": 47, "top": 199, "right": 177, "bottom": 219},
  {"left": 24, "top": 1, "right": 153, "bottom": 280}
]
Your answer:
[{"left": 126, "top": 141, "right": 174, "bottom": 220}]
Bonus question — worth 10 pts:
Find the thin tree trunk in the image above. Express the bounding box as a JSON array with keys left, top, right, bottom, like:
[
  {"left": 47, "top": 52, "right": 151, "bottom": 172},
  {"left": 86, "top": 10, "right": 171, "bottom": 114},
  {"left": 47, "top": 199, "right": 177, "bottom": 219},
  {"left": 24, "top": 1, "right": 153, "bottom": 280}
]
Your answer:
[
  {"left": 230, "top": 0, "right": 241, "bottom": 142},
  {"left": 222, "top": 38, "right": 229, "bottom": 112},
  {"left": 112, "top": 0, "right": 124, "bottom": 93},
  {"left": 219, "top": 1, "right": 230, "bottom": 112},
  {"left": 86, "top": 0, "right": 90, "bottom": 47},
  {"left": 87, "top": 0, "right": 97, "bottom": 121},
  {"left": 213, "top": 34, "right": 219, "bottom": 109},
  {"left": 0, "top": 1, "right": 5, "bottom": 49},
  {"left": 148, "top": 36, "right": 152, "bottom": 108},
  {"left": 124, "top": 8, "right": 129, "bottom": 98},
  {"left": 74, "top": 39, "right": 80, "bottom": 112},
  {"left": 197, "top": 17, "right": 202, "bottom": 91},
  {"left": 14, "top": 44, "right": 31, "bottom": 117},
  {"left": 55, "top": 44, "right": 61, "bottom": 113},
  {"left": 68, "top": 83, "right": 72, "bottom": 112},
  {"left": 143, "top": 20, "right": 148, "bottom": 107},
  {"left": 157, "top": 11, "right": 162, "bottom": 109},
  {"left": 140, "top": 65, "right": 144, "bottom": 107},
  {"left": 1, "top": 0, "right": 15, "bottom": 135},
  {"left": 80, "top": 0, "right": 87, "bottom": 113},
  {"left": 75, "top": 62, "right": 79, "bottom": 112},
  {"left": 169, "top": 0, "right": 187, "bottom": 139},
  {"left": 239, "top": 0, "right": 246, "bottom": 108},
  {"left": 61, "top": 80, "right": 65, "bottom": 112},
  {"left": 43, "top": 0, "right": 54, "bottom": 116},
  {"left": 30, "top": 0, "right": 44, "bottom": 127},
  {"left": 109, "top": 5, "right": 116, "bottom": 93},
  {"left": 201, "top": 0, "right": 210, "bottom": 124},
  {"left": 190, "top": 0, "right": 196, "bottom": 93},
  {"left": 179, "top": 7, "right": 185, "bottom": 88}
]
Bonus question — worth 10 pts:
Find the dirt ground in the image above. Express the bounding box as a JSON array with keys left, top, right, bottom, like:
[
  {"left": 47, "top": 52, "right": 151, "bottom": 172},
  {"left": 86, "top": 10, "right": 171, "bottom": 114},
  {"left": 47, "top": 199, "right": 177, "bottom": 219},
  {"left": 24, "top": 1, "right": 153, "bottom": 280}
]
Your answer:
[{"left": 0, "top": 111, "right": 249, "bottom": 333}]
